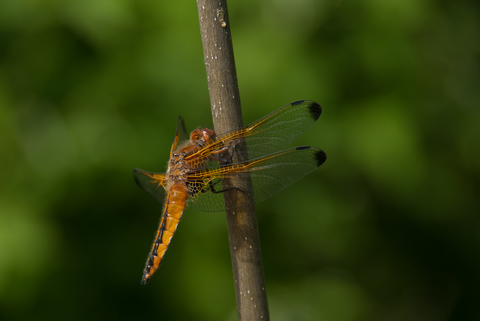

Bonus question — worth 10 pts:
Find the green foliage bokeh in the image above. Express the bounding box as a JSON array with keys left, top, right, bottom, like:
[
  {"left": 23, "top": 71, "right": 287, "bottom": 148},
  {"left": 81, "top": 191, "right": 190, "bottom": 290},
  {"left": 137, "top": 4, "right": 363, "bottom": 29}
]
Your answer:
[{"left": 1, "top": 1, "right": 479, "bottom": 320}]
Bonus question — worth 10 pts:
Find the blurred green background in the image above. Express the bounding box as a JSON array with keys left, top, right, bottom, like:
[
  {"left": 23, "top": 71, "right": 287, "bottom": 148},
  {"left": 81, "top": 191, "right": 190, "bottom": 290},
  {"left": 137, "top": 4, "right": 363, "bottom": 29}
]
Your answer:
[{"left": 1, "top": 0, "right": 479, "bottom": 320}]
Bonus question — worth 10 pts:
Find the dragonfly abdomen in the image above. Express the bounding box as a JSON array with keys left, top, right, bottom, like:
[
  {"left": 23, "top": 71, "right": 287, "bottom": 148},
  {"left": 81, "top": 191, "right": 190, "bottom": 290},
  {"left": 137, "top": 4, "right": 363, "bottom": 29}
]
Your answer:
[{"left": 141, "top": 183, "right": 188, "bottom": 284}]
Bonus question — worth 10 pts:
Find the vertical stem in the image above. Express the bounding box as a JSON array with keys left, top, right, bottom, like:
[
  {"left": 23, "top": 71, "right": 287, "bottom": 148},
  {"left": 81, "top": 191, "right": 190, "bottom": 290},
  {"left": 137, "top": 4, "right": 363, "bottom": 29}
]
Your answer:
[{"left": 196, "top": 1, "right": 270, "bottom": 320}]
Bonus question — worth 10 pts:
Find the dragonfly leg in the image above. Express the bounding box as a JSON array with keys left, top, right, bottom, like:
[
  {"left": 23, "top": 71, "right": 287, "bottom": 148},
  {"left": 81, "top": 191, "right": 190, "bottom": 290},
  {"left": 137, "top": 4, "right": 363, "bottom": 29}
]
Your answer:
[
  {"left": 210, "top": 142, "right": 238, "bottom": 164},
  {"left": 206, "top": 179, "right": 245, "bottom": 195}
]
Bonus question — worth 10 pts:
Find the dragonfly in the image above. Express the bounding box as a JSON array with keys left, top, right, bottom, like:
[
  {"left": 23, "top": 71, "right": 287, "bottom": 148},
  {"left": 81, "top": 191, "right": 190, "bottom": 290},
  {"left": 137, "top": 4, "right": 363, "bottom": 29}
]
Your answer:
[{"left": 134, "top": 100, "right": 327, "bottom": 284}]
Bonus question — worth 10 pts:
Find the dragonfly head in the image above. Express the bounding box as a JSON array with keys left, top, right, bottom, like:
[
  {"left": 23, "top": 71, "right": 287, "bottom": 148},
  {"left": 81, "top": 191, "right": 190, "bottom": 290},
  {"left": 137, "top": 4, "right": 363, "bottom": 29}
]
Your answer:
[{"left": 190, "top": 128, "right": 216, "bottom": 145}]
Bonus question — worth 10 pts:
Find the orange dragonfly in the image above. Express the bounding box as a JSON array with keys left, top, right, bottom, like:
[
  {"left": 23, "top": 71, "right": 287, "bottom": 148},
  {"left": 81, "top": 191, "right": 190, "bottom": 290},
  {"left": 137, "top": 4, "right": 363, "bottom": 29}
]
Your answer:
[{"left": 134, "top": 100, "right": 326, "bottom": 284}]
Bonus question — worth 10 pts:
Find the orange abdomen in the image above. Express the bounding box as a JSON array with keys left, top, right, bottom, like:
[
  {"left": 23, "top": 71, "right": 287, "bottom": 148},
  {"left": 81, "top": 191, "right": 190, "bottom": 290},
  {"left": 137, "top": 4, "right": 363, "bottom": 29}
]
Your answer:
[{"left": 141, "top": 183, "right": 188, "bottom": 284}]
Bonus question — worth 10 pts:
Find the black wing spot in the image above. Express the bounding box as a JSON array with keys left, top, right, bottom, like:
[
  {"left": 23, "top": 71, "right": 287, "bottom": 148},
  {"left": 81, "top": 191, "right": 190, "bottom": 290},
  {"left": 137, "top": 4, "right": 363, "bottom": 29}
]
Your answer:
[
  {"left": 308, "top": 101, "right": 322, "bottom": 121},
  {"left": 296, "top": 146, "right": 311, "bottom": 151},
  {"left": 314, "top": 149, "right": 327, "bottom": 167},
  {"left": 291, "top": 100, "right": 305, "bottom": 106}
]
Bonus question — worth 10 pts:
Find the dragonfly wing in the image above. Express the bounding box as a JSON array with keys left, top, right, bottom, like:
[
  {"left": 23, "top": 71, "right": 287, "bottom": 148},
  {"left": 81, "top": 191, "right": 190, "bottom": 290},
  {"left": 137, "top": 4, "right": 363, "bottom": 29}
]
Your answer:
[
  {"left": 241, "top": 100, "right": 322, "bottom": 159},
  {"left": 187, "top": 100, "right": 322, "bottom": 164},
  {"left": 188, "top": 177, "right": 226, "bottom": 212},
  {"left": 171, "top": 116, "right": 188, "bottom": 154},
  {"left": 188, "top": 146, "right": 326, "bottom": 212},
  {"left": 235, "top": 146, "right": 326, "bottom": 203},
  {"left": 133, "top": 169, "right": 167, "bottom": 204}
]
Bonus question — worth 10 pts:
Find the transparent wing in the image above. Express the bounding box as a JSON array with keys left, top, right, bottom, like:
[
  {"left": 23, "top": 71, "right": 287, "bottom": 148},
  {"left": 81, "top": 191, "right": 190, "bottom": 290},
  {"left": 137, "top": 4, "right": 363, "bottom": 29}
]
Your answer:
[
  {"left": 133, "top": 169, "right": 167, "bottom": 204},
  {"left": 187, "top": 146, "right": 327, "bottom": 212},
  {"left": 186, "top": 100, "right": 322, "bottom": 164}
]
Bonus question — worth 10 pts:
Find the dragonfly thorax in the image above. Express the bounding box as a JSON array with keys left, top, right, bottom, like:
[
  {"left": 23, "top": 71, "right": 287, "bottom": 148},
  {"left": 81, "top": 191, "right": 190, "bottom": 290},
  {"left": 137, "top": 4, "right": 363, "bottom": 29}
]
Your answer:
[{"left": 166, "top": 152, "right": 190, "bottom": 183}]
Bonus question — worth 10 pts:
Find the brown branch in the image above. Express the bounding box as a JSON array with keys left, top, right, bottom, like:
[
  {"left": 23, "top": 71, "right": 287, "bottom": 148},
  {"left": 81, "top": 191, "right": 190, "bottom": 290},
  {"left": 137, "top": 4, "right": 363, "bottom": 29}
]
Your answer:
[{"left": 196, "top": 1, "right": 270, "bottom": 320}]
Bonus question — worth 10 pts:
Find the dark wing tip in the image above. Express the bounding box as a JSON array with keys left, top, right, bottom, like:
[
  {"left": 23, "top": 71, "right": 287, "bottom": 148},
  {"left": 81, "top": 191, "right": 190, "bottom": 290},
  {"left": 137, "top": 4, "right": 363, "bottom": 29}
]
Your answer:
[
  {"left": 295, "top": 146, "right": 327, "bottom": 167},
  {"left": 290, "top": 100, "right": 322, "bottom": 121},
  {"left": 314, "top": 149, "right": 327, "bottom": 167},
  {"left": 308, "top": 101, "right": 322, "bottom": 121}
]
